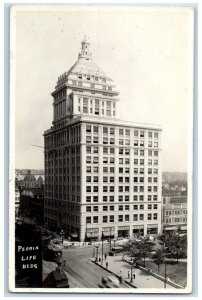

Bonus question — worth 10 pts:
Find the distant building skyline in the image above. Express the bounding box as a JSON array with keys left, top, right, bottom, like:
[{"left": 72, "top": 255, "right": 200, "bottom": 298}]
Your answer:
[{"left": 14, "top": 7, "right": 193, "bottom": 172}]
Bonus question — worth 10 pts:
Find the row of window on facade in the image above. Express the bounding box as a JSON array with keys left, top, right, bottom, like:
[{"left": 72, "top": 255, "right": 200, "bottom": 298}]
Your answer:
[
  {"left": 86, "top": 136, "right": 158, "bottom": 147},
  {"left": 73, "top": 80, "right": 112, "bottom": 91},
  {"left": 86, "top": 175, "right": 158, "bottom": 184},
  {"left": 85, "top": 194, "right": 158, "bottom": 202},
  {"left": 45, "top": 127, "right": 81, "bottom": 148},
  {"left": 77, "top": 73, "right": 107, "bottom": 83},
  {"left": 54, "top": 89, "right": 66, "bottom": 101},
  {"left": 86, "top": 203, "right": 158, "bottom": 212},
  {"left": 86, "top": 146, "right": 159, "bottom": 158},
  {"left": 86, "top": 185, "right": 158, "bottom": 193},
  {"left": 165, "top": 217, "right": 187, "bottom": 224},
  {"left": 165, "top": 209, "right": 187, "bottom": 216},
  {"left": 86, "top": 213, "right": 158, "bottom": 224},
  {"left": 44, "top": 192, "right": 158, "bottom": 203},
  {"left": 86, "top": 125, "right": 159, "bottom": 139}
]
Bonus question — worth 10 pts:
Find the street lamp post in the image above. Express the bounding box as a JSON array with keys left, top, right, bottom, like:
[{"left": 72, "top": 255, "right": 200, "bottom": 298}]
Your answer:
[
  {"left": 109, "top": 228, "right": 112, "bottom": 251},
  {"left": 95, "top": 245, "right": 99, "bottom": 261},
  {"left": 163, "top": 243, "right": 167, "bottom": 288},
  {"left": 33, "top": 217, "right": 36, "bottom": 226},
  {"left": 60, "top": 229, "right": 64, "bottom": 245},
  {"left": 164, "top": 260, "right": 167, "bottom": 288},
  {"left": 130, "top": 256, "right": 133, "bottom": 283}
]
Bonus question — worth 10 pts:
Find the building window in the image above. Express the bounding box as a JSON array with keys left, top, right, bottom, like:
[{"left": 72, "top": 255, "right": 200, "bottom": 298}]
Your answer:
[
  {"left": 133, "top": 214, "right": 138, "bottom": 221},
  {"left": 103, "top": 196, "right": 107, "bottom": 202},
  {"left": 86, "top": 176, "right": 91, "bottom": 182},
  {"left": 153, "top": 213, "right": 158, "bottom": 220},
  {"left": 86, "top": 196, "right": 91, "bottom": 202},
  {"left": 119, "top": 129, "right": 124, "bottom": 136},
  {"left": 93, "top": 196, "right": 98, "bottom": 202},
  {"left": 86, "top": 206, "right": 91, "bottom": 212},
  {"left": 119, "top": 148, "right": 124, "bottom": 154},
  {"left": 93, "top": 156, "right": 98, "bottom": 164},
  {"left": 133, "top": 195, "right": 138, "bottom": 201},
  {"left": 86, "top": 186, "right": 91, "bottom": 192},
  {"left": 103, "top": 216, "right": 108, "bottom": 223},
  {"left": 147, "top": 214, "right": 152, "bottom": 220},
  {"left": 148, "top": 204, "right": 152, "bottom": 210},
  {"left": 87, "top": 166, "right": 91, "bottom": 173},
  {"left": 125, "top": 215, "right": 130, "bottom": 221},
  {"left": 110, "top": 206, "right": 114, "bottom": 211},
  {"left": 140, "top": 214, "right": 144, "bottom": 221},
  {"left": 93, "top": 206, "right": 98, "bottom": 212},
  {"left": 110, "top": 196, "right": 114, "bottom": 202},
  {"left": 93, "top": 216, "right": 98, "bottom": 223},
  {"left": 119, "top": 195, "right": 123, "bottom": 202},
  {"left": 154, "top": 132, "right": 158, "bottom": 139},
  {"left": 134, "top": 130, "right": 138, "bottom": 137},
  {"left": 86, "top": 217, "right": 91, "bottom": 224},
  {"left": 119, "top": 205, "right": 123, "bottom": 211},
  {"left": 118, "top": 215, "right": 123, "bottom": 222},
  {"left": 110, "top": 215, "right": 114, "bottom": 222},
  {"left": 93, "top": 186, "right": 98, "bottom": 192},
  {"left": 125, "top": 205, "right": 130, "bottom": 211},
  {"left": 103, "top": 206, "right": 108, "bottom": 211}
]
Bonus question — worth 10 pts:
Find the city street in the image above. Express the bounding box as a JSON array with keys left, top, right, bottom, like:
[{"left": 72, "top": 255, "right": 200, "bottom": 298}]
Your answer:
[{"left": 43, "top": 244, "right": 129, "bottom": 288}]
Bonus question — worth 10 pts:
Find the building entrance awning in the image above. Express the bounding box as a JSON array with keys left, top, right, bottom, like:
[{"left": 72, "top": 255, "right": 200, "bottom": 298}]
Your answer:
[
  {"left": 164, "top": 226, "right": 178, "bottom": 231},
  {"left": 147, "top": 224, "right": 158, "bottom": 229},
  {"left": 102, "top": 232, "right": 114, "bottom": 237},
  {"left": 86, "top": 232, "right": 99, "bottom": 238}
]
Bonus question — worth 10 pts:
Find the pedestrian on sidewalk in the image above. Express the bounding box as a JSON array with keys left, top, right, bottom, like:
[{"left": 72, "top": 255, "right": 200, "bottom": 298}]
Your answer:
[
  {"left": 119, "top": 275, "right": 122, "bottom": 284},
  {"left": 104, "top": 253, "right": 107, "bottom": 260},
  {"left": 133, "top": 271, "right": 136, "bottom": 279},
  {"left": 106, "top": 261, "right": 108, "bottom": 269},
  {"left": 128, "top": 270, "right": 130, "bottom": 279}
]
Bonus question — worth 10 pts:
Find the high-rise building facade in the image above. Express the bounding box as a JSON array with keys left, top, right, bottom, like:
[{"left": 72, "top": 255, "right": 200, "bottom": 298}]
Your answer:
[{"left": 44, "top": 38, "right": 162, "bottom": 241}]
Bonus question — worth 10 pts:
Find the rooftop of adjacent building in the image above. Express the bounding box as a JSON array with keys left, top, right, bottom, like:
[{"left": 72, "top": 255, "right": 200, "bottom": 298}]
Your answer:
[{"left": 163, "top": 196, "right": 187, "bottom": 205}]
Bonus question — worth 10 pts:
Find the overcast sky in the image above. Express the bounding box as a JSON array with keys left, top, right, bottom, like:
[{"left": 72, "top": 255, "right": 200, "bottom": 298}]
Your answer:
[{"left": 13, "top": 6, "right": 194, "bottom": 172}]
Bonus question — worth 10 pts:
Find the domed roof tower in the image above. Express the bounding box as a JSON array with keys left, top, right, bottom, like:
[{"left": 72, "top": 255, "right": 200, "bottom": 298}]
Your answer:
[{"left": 51, "top": 38, "right": 119, "bottom": 125}]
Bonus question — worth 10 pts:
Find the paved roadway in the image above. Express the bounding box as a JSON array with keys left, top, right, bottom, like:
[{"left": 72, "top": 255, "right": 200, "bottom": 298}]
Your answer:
[{"left": 61, "top": 245, "right": 128, "bottom": 288}]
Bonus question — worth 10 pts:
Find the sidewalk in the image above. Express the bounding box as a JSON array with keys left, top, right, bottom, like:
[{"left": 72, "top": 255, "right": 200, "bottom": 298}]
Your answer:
[{"left": 92, "top": 254, "right": 175, "bottom": 289}]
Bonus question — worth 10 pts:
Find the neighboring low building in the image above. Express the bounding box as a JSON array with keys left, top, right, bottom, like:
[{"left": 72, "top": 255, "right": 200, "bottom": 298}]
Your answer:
[
  {"left": 162, "top": 196, "right": 187, "bottom": 234},
  {"left": 15, "top": 187, "right": 20, "bottom": 218},
  {"left": 20, "top": 187, "right": 44, "bottom": 225}
]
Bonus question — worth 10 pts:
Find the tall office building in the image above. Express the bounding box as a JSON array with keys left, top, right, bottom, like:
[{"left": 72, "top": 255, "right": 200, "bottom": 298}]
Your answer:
[{"left": 44, "top": 38, "right": 162, "bottom": 241}]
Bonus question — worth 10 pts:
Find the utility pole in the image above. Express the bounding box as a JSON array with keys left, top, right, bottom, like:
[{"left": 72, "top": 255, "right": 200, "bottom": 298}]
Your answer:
[{"left": 109, "top": 228, "right": 112, "bottom": 251}]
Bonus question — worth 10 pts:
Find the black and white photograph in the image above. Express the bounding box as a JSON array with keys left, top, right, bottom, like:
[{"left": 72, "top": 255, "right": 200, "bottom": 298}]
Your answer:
[{"left": 9, "top": 4, "right": 194, "bottom": 293}]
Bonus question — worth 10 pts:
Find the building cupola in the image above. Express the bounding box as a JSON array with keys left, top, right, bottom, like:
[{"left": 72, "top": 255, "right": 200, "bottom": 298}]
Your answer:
[{"left": 78, "top": 36, "right": 92, "bottom": 60}]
